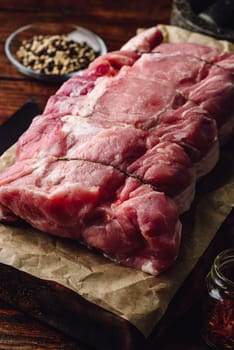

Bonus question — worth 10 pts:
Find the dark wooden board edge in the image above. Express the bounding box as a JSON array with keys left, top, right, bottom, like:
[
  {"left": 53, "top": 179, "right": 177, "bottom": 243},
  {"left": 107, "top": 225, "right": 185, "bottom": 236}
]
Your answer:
[
  {"left": 0, "top": 208, "right": 233, "bottom": 350},
  {"left": 0, "top": 262, "right": 146, "bottom": 350},
  {"left": 0, "top": 101, "right": 41, "bottom": 155}
]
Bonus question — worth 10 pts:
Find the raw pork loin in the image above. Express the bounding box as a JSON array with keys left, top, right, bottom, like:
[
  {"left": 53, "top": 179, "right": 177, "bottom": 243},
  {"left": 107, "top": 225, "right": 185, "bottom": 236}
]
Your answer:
[{"left": 0, "top": 27, "right": 234, "bottom": 275}]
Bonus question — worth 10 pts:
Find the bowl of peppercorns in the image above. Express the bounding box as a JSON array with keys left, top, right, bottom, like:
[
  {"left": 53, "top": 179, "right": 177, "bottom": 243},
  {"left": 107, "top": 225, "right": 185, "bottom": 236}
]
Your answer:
[{"left": 5, "top": 23, "right": 107, "bottom": 82}]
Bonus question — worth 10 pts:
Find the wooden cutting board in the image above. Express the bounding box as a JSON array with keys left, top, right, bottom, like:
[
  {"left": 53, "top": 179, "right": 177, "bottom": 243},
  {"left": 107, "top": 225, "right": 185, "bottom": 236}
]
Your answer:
[{"left": 0, "top": 210, "right": 233, "bottom": 350}]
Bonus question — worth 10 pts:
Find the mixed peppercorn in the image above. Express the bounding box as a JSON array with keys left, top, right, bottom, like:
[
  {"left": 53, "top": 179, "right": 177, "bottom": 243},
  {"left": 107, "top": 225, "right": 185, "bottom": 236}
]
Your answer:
[{"left": 16, "top": 34, "right": 98, "bottom": 75}]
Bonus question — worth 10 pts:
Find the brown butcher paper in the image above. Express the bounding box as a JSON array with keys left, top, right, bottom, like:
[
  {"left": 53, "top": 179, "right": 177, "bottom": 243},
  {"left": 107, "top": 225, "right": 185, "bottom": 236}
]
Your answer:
[{"left": 0, "top": 25, "right": 234, "bottom": 337}]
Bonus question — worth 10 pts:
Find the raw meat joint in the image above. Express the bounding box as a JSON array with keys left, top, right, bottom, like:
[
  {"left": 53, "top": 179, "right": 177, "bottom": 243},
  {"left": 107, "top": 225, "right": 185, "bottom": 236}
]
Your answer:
[{"left": 0, "top": 27, "right": 234, "bottom": 275}]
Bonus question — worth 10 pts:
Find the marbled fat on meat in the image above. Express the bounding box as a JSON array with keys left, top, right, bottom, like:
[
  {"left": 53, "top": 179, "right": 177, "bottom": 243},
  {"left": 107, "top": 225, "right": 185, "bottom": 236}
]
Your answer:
[{"left": 0, "top": 27, "right": 233, "bottom": 275}]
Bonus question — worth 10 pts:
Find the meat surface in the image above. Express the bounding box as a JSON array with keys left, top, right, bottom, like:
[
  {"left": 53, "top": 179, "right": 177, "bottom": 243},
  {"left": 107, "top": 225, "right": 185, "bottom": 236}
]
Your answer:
[
  {"left": 0, "top": 158, "right": 181, "bottom": 275},
  {"left": 0, "top": 27, "right": 233, "bottom": 275}
]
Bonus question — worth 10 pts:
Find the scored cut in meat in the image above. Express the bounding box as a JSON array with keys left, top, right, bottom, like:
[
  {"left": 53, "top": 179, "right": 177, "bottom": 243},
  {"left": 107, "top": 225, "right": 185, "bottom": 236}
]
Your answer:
[
  {"left": 0, "top": 27, "right": 233, "bottom": 275},
  {"left": 0, "top": 157, "right": 181, "bottom": 275}
]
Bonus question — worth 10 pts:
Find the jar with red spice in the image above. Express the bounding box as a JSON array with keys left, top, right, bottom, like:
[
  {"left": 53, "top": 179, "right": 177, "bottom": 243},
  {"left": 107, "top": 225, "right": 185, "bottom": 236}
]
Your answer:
[{"left": 202, "top": 248, "right": 234, "bottom": 349}]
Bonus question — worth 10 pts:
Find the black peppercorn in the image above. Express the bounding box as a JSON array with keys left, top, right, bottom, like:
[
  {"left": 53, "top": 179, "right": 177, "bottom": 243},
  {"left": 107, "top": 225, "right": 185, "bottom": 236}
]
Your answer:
[{"left": 16, "top": 34, "right": 99, "bottom": 75}]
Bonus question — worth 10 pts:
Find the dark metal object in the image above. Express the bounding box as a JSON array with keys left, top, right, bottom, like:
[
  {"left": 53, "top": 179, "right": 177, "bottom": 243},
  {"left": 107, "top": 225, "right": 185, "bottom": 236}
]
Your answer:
[
  {"left": 0, "top": 101, "right": 41, "bottom": 155},
  {"left": 199, "top": 0, "right": 234, "bottom": 30},
  {"left": 171, "top": 0, "right": 234, "bottom": 42}
]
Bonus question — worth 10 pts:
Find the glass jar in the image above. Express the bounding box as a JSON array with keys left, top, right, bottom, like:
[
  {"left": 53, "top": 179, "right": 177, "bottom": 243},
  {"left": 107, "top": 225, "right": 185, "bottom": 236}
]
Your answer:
[{"left": 202, "top": 249, "right": 234, "bottom": 349}]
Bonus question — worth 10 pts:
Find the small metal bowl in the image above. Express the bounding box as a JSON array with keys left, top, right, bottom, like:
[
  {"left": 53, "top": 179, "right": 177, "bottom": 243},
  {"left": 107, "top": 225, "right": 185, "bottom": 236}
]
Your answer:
[
  {"left": 5, "top": 23, "right": 107, "bottom": 83},
  {"left": 171, "top": 0, "right": 234, "bottom": 42}
]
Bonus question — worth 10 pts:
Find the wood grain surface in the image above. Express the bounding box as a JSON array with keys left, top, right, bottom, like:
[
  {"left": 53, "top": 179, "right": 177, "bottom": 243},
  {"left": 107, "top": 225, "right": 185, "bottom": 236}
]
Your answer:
[{"left": 0, "top": 1, "right": 233, "bottom": 349}]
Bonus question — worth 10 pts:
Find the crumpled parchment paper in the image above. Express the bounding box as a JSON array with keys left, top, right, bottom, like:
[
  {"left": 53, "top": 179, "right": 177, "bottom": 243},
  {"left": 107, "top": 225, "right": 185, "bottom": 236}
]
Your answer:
[{"left": 0, "top": 25, "right": 233, "bottom": 337}]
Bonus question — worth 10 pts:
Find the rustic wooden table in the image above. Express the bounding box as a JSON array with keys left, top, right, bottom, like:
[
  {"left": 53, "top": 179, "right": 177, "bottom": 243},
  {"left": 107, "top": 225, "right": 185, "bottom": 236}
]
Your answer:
[{"left": 0, "top": 1, "right": 232, "bottom": 349}]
